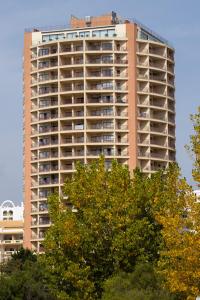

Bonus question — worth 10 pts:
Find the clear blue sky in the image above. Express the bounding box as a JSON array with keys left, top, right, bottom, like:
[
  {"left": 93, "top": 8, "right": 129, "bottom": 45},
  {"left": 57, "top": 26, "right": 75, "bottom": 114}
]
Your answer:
[{"left": 0, "top": 0, "right": 199, "bottom": 203}]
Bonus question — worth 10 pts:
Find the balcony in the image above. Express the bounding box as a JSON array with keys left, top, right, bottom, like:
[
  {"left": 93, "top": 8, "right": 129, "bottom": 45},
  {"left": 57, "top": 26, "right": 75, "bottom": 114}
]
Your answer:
[
  {"left": 61, "top": 59, "right": 83, "bottom": 66},
  {"left": 87, "top": 97, "right": 113, "bottom": 104},
  {"left": 150, "top": 113, "right": 167, "bottom": 122},
  {"left": 86, "top": 58, "right": 113, "bottom": 64},
  {"left": 88, "top": 123, "right": 114, "bottom": 130},
  {"left": 39, "top": 99, "right": 58, "bottom": 108},
  {"left": 38, "top": 75, "right": 58, "bottom": 82},
  {"left": 88, "top": 136, "right": 114, "bottom": 143},
  {"left": 61, "top": 72, "right": 84, "bottom": 79},
  {"left": 150, "top": 153, "right": 168, "bottom": 160},
  {"left": 87, "top": 71, "right": 113, "bottom": 77},
  {"left": 38, "top": 48, "right": 57, "bottom": 57},
  {"left": 114, "top": 59, "right": 128, "bottom": 65},
  {"left": 39, "top": 87, "right": 58, "bottom": 95},
  {"left": 61, "top": 85, "right": 84, "bottom": 92},
  {"left": 60, "top": 45, "right": 83, "bottom": 53},
  {"left": 86, "top": 44, "right": 113, "bottom": 51},
  {"left": 138, "top": 112, "right": 149, "bottom": 118},
  {"left": 39, "top": 164, "right": 58, "bottom": 173},
  {"left": 61, "top": 124, "right": 84, "bottom": 131},
  {"left": 38, "top": 61, "right": 58, "bottom": 70},
  {"left": 39, "top": 126, "right": 58, "bottom": 134},
  {"left": 39, "top": 178, "right": 59, "bottom": 185},
  {"left": 36, "top": 151, "right": 58, "bottom": 159},
  {"left": 38, "top": 113, "right": 58, "bottom": 121},
  {"left": 87, "top": 149, "right": 115, "bottom": 156},
  {"left": 39, "top": 218, "right": 50, "bottom": 225},
  {"left": 150, "top": 140, "right": 167, "bottom": 147}
]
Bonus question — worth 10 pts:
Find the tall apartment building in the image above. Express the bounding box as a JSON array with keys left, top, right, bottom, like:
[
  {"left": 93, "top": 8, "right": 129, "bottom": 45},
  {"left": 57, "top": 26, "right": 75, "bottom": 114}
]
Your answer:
[
  {"left": 0, "top": 201, "right": 24, "bottom": 262},
  {"left": 23, "top": 12, "right": 175, "bottom": 251}
]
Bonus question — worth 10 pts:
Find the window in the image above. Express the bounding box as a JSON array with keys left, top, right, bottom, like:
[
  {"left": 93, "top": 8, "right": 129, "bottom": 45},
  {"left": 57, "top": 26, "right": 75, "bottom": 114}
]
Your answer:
[
  {"left": 67, "top": 32, "right": 77, "bottom": 39},
  {"left": 39, "top": 73, "right": 49, "bottom": 81},
  {"left": 103, "top": 108, "right": 113, "bottom": 115},
  {"left": 79, "top": 31, "right": 90, "bottom": 37},
  {"left": 102, "top": 69, "right": 113, "bottom": 77},
  {"left": 39, "top": 151, "right": 50, "bottom": 159},
  {"left": 42, "top": 33, "right": 65, "bottom": 42},
  {"left": 92, "top": 29, "right": 115, "bottom": 37},
  {"left": 38, "top": 48, "right": 49, "bottom": 56},
  {"left": 102, "top": 55, "right": 113, "bottom": 63},
  {"left": 102, "top": 82, "right": 113, "bottom": 89},
  {"left": 102, "top": 42, "right": 112, "bottom": 50},
  {"left": 103, "top": 135, "right": 114, "bottom": 142},
  {"left": 103, "top": 121, "right": 113, "bottom": 128}
]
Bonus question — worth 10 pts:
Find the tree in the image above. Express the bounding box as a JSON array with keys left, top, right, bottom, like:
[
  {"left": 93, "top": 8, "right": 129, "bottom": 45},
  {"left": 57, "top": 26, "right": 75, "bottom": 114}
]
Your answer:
[
  {"left": 44, "top": 158, "right": 164, "bottom": 299},
  {"left": 155, "top": 164, "right": 200, "bottom": 300},
  {"left": 188, "top": 106, "right": 200, "bottom": 183},
  {"left": 0, "top": 248, "right": 54, "bottom": 300},
  {"left": 102, "top": 263, "right": 178, "bottom": 300}
]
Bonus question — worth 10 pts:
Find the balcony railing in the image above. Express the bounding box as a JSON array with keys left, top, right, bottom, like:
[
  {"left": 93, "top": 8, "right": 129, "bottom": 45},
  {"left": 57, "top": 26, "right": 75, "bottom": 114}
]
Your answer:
[
  {"left": 87, "top": 98, "right": 113, "bottom": 104},
  {"left": 39, "top": 126, "right": 58, "bottom": 133},
  {"left": 39, "top": 100, "right": 58, "bottom": 108},
  {"left": 86, "top": 59, "right": 113, "bottom": 64},
  {"left": 39, "top": 114, "right": 58, "bottom": 121},
  {"left": 39, "top": 88, "right": 58, "bottom": 95},
  {"left": 38, "top": 62, "right": 58, "bottom": 69},
  {"left": 39, "top": 178, "right": 59, "bottom": 185},
  {"left": 60, "top": 46, "right": 83, "bottom": 53},
  {"left": 88, "top": 137, "right": 114, "bottom": 143},
  {"left": 38, "top": 75, "right": 58, "bottom": 82},
  {"left": 38, "top": 49, "right": 57, "bottom": 56},
  {"left": 61, "top": 86, "right": 84, "bottom": 92}
]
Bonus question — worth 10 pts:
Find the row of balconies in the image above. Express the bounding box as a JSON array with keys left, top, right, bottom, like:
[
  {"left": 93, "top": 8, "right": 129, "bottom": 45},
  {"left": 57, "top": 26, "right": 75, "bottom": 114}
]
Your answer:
[
  {"left": 31, "top": 149, "right": 129, "bottom": 174},
  {"left": 138, "top": 121, "right": 175, "bottom": 134},
  {"left": 31, "top": 108, "right": 128, "bottom": 124},
  {"left": 32, "top": 70, "right": 128, "bottom": 84},
  {"left": 137, "top": 43, "right": 174, "bottom": 60},
  {"left": 139, "top": 162, "right": 168, "bottom": 172},
  {"left": 138, "top": 95, "right": 175, "bottom": 111},
  {"left": 138, "top": 152, "right": 176, "bottom": 161},
  {"left": 31, "top": 96, "right": 127, "bottom": 110},
  {"left": 137, "top": 86, "right": 174, "bottom": 98},
  {"left": 31, "top": 142, "right": 128, "bottom": 158},
  {"left": 31, "top": 133, "right": 128, "bottom": 148},
  {"left": 137, "top": 74, "right": 174, "bottom": 86},
  {"left": 32, "top": 56, "right": 128, "bottom": 71},
  {"left": 138, "top": 98, "right": 174, "bottom": 110},
  {"left": 32, "top": 84, "right": 128, "bottom": 97},
  {"left": 32, "top": 121, "right": 128, "bottom": 135},
  {"left": 32, "top": 42, "right": 127, "bottom": 58},
  {"left": 138, "top": 135, "right": 170, "bottom": 146},
  {"left": 138, "top": 112, "right": 175, "bottom": 123},
  {"left": 33, "top": 133, "right": 127, "bottom": 142}
]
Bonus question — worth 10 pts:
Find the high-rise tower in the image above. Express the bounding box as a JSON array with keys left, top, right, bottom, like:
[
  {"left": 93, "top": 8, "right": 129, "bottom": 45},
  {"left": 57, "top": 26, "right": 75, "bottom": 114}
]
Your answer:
[{"left": 23, "top": 12, "right": 175, "bottom": 251}]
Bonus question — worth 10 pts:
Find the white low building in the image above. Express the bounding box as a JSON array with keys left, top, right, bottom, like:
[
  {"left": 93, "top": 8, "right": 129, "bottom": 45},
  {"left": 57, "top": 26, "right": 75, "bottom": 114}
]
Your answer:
[{"left": 0, "top": 201, "right": 24, "bottom": 263}]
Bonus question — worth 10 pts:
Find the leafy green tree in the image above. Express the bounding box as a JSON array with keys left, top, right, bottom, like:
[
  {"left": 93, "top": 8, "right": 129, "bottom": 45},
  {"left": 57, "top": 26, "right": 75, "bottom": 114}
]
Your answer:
[
  {"left": 0, "top": 248, "right": 54, "bottom": 300},
  {"left": 102, "top": 263, "right": 179, "bottom": 300},
  {"left": 188, "top": 106, "right": 200, "bottom": 183},
  {"left": 155, "top": 164, "right": 200, "bottom": 299},
  {"left": 44, "top": 158, "right": 164, "bottom": 299}
]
